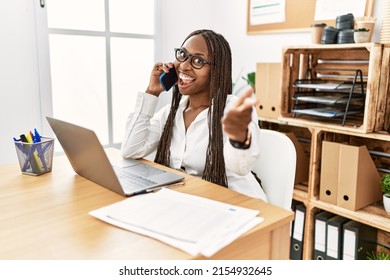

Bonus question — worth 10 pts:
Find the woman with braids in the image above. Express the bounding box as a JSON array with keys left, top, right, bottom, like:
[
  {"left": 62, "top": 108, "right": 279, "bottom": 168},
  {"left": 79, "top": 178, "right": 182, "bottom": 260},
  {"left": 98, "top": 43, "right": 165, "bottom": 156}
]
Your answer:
[{"left": 121, "top": 29, "right": 267, "bottom": 201}]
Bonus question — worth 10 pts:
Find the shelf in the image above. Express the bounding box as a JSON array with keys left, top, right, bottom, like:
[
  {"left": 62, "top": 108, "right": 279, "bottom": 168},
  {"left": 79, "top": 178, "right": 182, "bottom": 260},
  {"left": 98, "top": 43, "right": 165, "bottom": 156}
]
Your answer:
[
  {"left": 260, "top": 116, "right": 390, "bottom": 140},
  {"left": 280, "top": 43, "right": 387, "bottom": 133},
  {"left": 311, "top": 199, "right": 390, "bottom": 233},
  {"left": 259, "top": 44, "right": 390, "bottom": 259},
  {"left": 275, "top": 116, "right": 367, "bottom": 134},
  {"left": 293, "top": 185, "right": 309, "bottom": 202},
  {"left": 258, "top": 119, "right": 390, "bottom": 259},
  {"left": 283, "top": 43, "right": 380, "bottom": 51}
]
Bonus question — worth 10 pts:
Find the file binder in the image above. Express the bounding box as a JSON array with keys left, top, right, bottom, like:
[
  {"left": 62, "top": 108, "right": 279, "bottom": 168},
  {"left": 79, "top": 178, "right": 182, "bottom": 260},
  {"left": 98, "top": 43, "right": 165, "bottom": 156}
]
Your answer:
[
  {"left": 290, "top": 202, "right": 306, "bottom": 260},
  {"left": 314, "top": 211, "right": 335, "bottom": 260},
  {"left": 326, "top": 215, "right": 349, "bottom": 260},
  {"left": 337, "top": 144, "right": 382, "bottom": 210},
  {"left": 319, "top": 141, "right": 340, "bottom": 205},
  {"left": 342, "top": 220, "right": 378, "bottom": 260},
  {"left": 289, "top": 200, "right": 301, "bottom": 245},
  {"left": 255, "top": 63, "right": 281, "bottom": 119}
]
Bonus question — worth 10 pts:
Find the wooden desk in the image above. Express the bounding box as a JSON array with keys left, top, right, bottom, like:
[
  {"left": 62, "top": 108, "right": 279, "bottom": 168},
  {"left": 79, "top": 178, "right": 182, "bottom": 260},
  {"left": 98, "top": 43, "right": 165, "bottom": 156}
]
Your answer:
[{"left": 0, "top": 149, "right": 293, "bottom": 260}]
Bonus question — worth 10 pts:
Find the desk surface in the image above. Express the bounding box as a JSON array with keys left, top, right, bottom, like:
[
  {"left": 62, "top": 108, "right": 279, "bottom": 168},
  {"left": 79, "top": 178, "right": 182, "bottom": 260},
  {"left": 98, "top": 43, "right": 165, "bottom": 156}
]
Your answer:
[{"left": 0, "top": 149, "right": 293, "bottom": 260}]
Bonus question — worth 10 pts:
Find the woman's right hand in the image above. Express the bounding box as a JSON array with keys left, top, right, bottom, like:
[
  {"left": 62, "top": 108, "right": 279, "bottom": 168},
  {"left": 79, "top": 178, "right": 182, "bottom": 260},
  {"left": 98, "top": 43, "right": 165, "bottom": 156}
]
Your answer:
[{"left": 145, "top": 62, "right": 174, "bottom": 97}]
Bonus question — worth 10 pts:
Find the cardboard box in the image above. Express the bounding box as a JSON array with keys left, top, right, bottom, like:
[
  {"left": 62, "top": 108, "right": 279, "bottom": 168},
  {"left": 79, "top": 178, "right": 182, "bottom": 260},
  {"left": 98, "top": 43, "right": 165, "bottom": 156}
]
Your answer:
[
  {"left": 319, "top": 141, "right": 340, "bottom": 205},
  {"left": 285, "top": 132, "right": 310, "bottom": 185},
  {"left": 337, "top": 144, "right": 382, "bottom": 211},
  {"left": 255, "top": 63, "right": 281, "bottom": 119}
]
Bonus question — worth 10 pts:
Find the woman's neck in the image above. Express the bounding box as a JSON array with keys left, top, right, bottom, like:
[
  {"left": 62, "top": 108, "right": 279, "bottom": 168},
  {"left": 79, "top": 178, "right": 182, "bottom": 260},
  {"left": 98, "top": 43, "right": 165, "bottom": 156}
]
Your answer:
[
  {"left": 183, "top": 96, "right": 210, "bottom": 130},
  {"left": 186, "top": 94, "right": 210, "bottom": 110}
]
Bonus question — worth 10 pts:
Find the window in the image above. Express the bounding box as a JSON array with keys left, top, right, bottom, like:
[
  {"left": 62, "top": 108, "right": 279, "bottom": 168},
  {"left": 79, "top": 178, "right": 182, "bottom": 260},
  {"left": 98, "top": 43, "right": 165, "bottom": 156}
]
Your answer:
[{"left": 42, "top": 0, "right": 155, "bottom": 146}]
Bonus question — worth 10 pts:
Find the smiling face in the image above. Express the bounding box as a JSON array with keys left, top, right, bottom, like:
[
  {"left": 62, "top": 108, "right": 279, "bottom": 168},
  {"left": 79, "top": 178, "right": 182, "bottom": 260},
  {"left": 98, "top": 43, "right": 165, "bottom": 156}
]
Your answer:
[{"left": 174, "top": 34, "right": 211, "bottom": 98}]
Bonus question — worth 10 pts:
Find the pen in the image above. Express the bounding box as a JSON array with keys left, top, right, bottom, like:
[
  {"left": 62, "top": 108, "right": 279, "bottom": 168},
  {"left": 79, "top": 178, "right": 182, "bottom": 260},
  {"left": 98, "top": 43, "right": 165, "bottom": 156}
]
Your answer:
[
  {"left": 20, "top": 134, "right": 28, "bottom": 143},
  {"left": 33, "top": 128, "right": 48, "bottom": 171},
  {"left": 33, "top": 128, "right": 42, "bottom": 143}
]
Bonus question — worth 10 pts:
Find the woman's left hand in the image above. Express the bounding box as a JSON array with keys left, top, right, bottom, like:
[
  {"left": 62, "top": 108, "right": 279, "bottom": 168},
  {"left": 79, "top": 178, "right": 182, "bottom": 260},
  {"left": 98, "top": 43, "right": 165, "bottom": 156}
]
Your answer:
[{"left": 221, "top": 87, "right": 258, "bottom": 143}]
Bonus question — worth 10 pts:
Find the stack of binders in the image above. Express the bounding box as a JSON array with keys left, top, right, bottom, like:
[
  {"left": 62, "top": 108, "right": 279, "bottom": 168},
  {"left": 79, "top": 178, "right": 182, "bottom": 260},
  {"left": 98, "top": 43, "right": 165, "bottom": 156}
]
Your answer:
[{"left": 313, "top": 210, "right": 379, "bottom": 260}]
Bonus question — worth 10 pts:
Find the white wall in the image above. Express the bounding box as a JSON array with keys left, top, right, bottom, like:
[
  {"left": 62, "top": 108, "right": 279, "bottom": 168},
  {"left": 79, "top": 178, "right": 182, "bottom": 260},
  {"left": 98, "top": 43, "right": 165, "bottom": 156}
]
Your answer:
[
  {"left": 211, "top": 0, "right": 384, "bottom": 81},
  {"left": 214, "top": 0, "right": 310, "bottom": 78},
  {"left": 157, "top": 0, "right": 384, "bottom": 96},
  {"left": 157, "top": 0, "right": 213, "bottom": 63},
  {"left": 0, "top": 0, "right": 384, "bottom": 164},
  {"left": 0, "top": 0, "right": 42, "bottom": 165}
]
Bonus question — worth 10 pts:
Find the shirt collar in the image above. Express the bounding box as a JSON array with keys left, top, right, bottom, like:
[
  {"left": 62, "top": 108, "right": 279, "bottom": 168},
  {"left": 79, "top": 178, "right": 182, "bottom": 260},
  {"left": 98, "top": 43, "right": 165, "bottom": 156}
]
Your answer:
[{"left": 177, "top": 95, "right": 209, "bottom": 122}]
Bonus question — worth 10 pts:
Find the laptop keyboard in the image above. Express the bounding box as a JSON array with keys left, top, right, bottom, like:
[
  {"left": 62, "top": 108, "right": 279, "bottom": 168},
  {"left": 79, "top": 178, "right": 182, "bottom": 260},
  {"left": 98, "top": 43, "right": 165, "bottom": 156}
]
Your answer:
[{"left": 113, "top": 166, "right": 157, "bottom": 189}]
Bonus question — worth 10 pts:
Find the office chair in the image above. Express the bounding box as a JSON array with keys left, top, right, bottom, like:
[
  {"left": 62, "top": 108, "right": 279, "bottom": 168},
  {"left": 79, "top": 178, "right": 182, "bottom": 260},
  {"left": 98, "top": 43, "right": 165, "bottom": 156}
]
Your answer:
[{"left": 252, "top": 129, "right": 297, "bottom": 210}]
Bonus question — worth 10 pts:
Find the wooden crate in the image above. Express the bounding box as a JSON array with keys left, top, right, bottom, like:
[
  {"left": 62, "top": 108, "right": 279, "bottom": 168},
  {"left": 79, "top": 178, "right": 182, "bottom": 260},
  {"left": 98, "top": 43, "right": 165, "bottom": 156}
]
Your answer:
[
  {"left": 379, "top": 44, "right": 390, "bottom": 133},
  {"left": 280, "top": 43, "right": 388, "bottom": 133},
  {"left": 311, "top": 128, "right": 390, "bottom": 231},
  {"left": 259, "top": 121, "right": 312, "bottom": 196}
]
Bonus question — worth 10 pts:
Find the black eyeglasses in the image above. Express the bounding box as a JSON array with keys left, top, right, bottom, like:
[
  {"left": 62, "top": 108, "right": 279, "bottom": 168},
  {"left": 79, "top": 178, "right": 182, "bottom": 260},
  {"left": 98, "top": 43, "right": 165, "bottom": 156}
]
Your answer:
[{"left": 174, "top": 48, "right": 211, "bottom": 69}]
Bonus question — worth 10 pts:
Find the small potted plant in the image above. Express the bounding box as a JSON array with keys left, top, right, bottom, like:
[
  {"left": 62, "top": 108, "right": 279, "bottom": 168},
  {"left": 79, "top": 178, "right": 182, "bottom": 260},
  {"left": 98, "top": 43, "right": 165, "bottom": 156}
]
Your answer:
[
  {"left": 354, "top": 28, "right": 370, "bottom": 43},
  {"left": 242, "top": 72, "right": 256, "bottom": 92},
  {"left": 367, "top": 250, "right": 390, "bottom": 260},
  {"left": 380, "top": 173, "right": 390, "bottom": 213},
  {"left": 233, "top": 71, "right": 256, "bottom": 95}
]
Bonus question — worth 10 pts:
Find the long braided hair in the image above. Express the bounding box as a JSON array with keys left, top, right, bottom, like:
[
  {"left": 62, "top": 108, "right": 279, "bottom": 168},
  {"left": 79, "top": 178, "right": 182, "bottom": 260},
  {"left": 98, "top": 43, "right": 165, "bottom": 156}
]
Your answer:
[{"left": 154, "top": 29, "right": 232, "bottom": 187}]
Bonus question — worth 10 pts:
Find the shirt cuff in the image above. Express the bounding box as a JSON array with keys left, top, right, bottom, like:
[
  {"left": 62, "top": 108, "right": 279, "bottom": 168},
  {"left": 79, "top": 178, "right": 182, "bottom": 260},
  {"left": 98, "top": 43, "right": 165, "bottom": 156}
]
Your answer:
[{"left": 135, "top": 92, "right": 159, "bottom": 117}]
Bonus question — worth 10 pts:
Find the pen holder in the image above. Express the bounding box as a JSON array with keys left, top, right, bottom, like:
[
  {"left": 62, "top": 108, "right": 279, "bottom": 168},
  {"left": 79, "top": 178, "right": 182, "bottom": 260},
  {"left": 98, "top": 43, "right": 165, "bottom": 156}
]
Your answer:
[{"left": 14, "top": 137, "right": 55, "bottom": 176}]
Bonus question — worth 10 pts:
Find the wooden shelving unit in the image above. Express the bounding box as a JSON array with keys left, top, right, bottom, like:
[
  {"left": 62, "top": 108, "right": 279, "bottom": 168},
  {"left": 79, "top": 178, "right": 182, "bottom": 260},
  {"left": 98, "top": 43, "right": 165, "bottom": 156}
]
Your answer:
[
  {"left": 256, "top": 43, "right": 390, "bottom": 260},
  {"left": 280, "top": 43, "right": 389, "bottom": 133}
]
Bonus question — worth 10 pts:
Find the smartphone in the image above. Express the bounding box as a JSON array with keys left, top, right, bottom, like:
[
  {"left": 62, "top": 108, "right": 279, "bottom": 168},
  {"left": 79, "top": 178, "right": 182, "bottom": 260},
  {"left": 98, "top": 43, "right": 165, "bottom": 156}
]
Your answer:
[{"left": 159, "top": 66, "right": 178, "bottom": 91}]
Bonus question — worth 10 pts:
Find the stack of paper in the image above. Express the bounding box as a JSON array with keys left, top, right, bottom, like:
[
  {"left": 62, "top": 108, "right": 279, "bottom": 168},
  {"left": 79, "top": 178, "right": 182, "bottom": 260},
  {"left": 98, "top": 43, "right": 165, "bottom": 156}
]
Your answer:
[{"left": 89, "top": 188, "right": 263, "bottom": 257}]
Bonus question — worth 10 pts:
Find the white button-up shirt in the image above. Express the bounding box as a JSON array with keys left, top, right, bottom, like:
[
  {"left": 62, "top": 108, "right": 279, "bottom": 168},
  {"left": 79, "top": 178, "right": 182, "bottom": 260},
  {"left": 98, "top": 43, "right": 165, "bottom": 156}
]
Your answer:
[{"left": 121, "top": 92, "right": 267, "bottom": 201}]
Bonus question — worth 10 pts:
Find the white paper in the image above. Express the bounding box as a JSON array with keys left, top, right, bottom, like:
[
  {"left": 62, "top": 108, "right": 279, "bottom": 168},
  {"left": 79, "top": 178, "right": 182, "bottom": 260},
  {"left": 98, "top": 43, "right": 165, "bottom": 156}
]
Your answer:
[
  {"left": 89, "top": 188, "right": 263, "bottom": 257},
  {"left": 250, "top": 0, "right": 286, "bottom": 25},
  {"left": 315, "top": 0, "right": 366, "bottom": 21}
]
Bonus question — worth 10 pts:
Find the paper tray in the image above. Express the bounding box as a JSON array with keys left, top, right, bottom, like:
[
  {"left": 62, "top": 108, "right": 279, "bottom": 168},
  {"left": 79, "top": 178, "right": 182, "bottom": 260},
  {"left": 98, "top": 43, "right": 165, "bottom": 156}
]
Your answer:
[
  {"left": 293, "top": 95, "right": 364, "bottom": 105},
  {"left": 292, "top": 107, "right": 363, "bottom": 118}
]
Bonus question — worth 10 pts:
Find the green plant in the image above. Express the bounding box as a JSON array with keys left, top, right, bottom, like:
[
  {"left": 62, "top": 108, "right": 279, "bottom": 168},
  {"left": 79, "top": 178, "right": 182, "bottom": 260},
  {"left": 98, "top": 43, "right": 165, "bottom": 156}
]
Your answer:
[
  {"left": 354, "top": 28, "right": 370, "bottom": 32},
  {"left": 242, "top": 72, "right": 256, "bottom": 88},
  {"left": 232, "top": 71, "right": 256, "bottom": 95},
  {"left": 367, "top": 250, "right": 390, "bottom": 260},
  {"left": 381, "top": 173, "right": 390, "bottom": 195}
]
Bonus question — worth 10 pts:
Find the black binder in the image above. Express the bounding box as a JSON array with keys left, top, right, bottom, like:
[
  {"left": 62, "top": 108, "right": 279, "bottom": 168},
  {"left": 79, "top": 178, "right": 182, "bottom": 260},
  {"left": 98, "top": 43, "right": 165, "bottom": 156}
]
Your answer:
[
  {"left": 290, "top": 200, "right": 300, "bottom": 236},
  {"left": 342, "top": 220, "right": 378, "bottom": 260},
  {"left": 290, "top": 202, "right": 306, "bottom": 260},
  {"left": 313, "top": 211, "right": 335, "bottom": 260},
  {"left": 326, "top": 215, "right": 349, "bottom": 260}
]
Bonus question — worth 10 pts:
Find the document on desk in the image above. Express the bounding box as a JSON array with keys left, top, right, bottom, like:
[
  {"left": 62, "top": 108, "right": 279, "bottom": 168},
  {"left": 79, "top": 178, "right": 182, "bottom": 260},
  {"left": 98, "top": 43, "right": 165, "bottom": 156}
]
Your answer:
[{"left": 89, "top": 188, "right": 263, "bottom": 257}]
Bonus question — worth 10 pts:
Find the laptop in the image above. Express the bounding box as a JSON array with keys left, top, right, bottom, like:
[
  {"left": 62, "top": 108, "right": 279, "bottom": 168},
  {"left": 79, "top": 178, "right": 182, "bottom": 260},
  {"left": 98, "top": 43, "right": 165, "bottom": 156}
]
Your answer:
[{"left": 46, "top": 116, "right": 184, "bottom": 197}]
